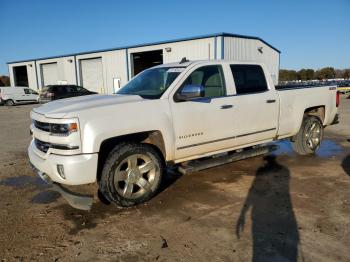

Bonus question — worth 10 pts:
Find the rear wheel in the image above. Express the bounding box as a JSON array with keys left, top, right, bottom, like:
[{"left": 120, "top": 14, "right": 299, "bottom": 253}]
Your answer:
[
  {"left": 5, "top": 100, "right": 14, "bottom": 106},
  {"left": 99, "top": 143, "right": 163, "bottom": 207},
  {"left": 291, "top": 116, "right": 323, "bottom": 155}
]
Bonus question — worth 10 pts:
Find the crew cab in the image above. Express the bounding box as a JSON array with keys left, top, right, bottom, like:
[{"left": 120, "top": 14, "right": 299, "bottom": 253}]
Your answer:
[{"left": 28, "top": 60, "right": 339, "bottom": 206}]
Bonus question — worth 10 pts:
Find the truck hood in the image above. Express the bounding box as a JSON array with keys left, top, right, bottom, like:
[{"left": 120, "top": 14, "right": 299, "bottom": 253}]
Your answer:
[{"left": 33, "top": 94, "right": 144, "bottom": 118}]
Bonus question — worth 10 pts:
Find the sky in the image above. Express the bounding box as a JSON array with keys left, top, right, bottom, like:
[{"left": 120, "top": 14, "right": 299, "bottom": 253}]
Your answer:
[{"left": 0, "top": 0, "right": 349, "bottom": 75}]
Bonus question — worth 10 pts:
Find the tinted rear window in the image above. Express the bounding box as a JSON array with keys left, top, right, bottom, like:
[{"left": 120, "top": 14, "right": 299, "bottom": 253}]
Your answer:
[
  {"left": 42, "top": 86, "right": 55, "bottom": 92},
  {"left": 230, "top": 65, "right": 268, "bottom": 95}
]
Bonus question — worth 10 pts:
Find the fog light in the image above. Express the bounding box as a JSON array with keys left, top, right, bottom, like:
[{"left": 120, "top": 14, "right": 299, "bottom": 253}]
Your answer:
[{"left": 57, "top": 164, "right": 66, "bottom": 179}]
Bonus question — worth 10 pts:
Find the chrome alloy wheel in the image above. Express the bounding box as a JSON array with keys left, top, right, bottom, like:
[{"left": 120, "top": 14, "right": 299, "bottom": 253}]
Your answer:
[
  {"left": 113, "top": 154, "right": 159, "bottom": 199},
  {"left": 305, "top": 121, "right": 322, "bottom": 150}
]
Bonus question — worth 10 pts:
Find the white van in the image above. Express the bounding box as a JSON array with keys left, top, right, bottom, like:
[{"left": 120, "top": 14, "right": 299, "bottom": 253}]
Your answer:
[{"left": 0, "top": 86, "right": 39, "bottom": 106}]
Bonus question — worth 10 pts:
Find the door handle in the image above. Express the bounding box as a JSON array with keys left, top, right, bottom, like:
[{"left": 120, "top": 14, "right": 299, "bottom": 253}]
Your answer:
[
  {"left": 266, "top": 99, "right": 276, "bottom": 103},
  {"left": 220, "top": 104, "right": 233, "bottom": 109}
]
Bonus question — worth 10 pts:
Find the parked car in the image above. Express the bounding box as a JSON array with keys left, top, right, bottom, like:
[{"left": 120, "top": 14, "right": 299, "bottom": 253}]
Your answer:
[
  {"left": 0, "top": 86, "right": 39, "bottom": 106},
  {"left": 337, "top": 81, "right": 350, "bottom": 94},
  {"left": 39, "top": 85, "right": 97, "bottom": 103},
  {"left": 29, "top": 60, "right": 339, "bottom": 207}
]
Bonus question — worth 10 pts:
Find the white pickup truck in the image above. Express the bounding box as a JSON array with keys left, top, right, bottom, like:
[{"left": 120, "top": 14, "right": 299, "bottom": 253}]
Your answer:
[{"left": 28, "top": 60, "right": 339, "bottom": 206}]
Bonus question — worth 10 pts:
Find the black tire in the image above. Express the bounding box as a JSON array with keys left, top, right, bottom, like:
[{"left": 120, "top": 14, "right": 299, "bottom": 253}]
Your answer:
[
  {"left": 291, "top": 116, "right": 324, "bottom": 155},
  {"left": 5, "top": 100, "right": 14, "bottom": 106},
  {"left": 99, "top": 142, "right": 164, "bottom": 207}
]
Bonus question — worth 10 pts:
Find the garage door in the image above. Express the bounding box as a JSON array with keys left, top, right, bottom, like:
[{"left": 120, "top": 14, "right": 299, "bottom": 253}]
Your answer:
[
  {"left": 80, "top": 58, "right": 104, "bottom": 93},
  {"left": 41, "top": 63, "right": 58, "bottom": 86}
]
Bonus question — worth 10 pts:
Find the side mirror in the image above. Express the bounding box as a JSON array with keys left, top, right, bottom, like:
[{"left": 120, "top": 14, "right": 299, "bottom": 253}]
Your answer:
[{"left": 176, "top": 84, "right": 204, "bottom": 101}]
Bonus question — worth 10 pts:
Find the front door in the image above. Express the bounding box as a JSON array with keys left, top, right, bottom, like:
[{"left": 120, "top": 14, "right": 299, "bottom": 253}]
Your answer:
[
  {"left": 170, "top": 65, "right": 235, "bottom": 160},
  {"left": 24, "top": 88, "right": 38, "bottom": 102}
]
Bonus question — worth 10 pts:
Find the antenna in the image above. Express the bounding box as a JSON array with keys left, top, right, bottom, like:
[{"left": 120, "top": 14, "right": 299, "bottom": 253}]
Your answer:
[{"left": 180, "top": 57, "right": 189, "bottom": 64}]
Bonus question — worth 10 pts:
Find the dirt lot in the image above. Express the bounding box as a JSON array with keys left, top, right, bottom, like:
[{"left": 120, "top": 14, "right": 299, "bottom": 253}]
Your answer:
[{"left": 0, "top": 97, "right": 350, "bottom": 262}]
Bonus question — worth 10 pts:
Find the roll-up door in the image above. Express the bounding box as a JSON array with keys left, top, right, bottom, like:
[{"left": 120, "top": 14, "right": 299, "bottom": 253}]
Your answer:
[
  {"left": 41, "top": 63, "right": 58, "bottom": 86},
  {"left": 80, "top": 58, "right": 104, "bottom": 93}
]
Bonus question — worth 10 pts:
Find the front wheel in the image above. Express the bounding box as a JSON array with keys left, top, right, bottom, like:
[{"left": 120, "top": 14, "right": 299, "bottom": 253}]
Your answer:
[
  {"left": 5, "top": 100, "right": 14, "bottom": 106},
  {"left": 99, "top": 143, "right": 163, "bottom": 207},
  {"left": 291, "top": 116, "right": 324, "bottom": 155}
]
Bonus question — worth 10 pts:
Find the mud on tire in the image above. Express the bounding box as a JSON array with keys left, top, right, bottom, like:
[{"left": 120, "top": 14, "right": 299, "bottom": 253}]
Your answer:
[
  {"left": 291, "top": 115, "right": 324, "bottom": 155},
  {"left": 99, "top": 142, "right": 164, "bottom": 207}
]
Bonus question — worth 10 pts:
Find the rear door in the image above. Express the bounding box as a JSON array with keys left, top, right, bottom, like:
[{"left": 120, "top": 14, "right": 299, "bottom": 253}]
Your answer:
[{"left": 229, "top": 64, "right": 279, "bottom": 146}]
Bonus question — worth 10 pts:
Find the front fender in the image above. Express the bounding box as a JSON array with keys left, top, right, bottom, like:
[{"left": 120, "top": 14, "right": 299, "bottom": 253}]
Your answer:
[{"left": 79, "top": 99, "right": 175, "bottom": 161}]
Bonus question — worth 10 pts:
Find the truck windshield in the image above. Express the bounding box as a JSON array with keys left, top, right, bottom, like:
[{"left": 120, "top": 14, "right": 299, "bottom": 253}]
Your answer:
[{"left": 117, "top": 67, "right": 185, "bottom": 99}]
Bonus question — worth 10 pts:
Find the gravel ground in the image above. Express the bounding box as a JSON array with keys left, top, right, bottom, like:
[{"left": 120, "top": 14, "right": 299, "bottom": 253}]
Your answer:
[{"left": 0, "top": 96, "right": 349, "bottom": 261}]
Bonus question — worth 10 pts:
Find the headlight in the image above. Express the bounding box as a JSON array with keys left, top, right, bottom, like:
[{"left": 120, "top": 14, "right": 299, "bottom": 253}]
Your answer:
[{"left": 50, "top": 123, "right": 78, "bottom": 136}]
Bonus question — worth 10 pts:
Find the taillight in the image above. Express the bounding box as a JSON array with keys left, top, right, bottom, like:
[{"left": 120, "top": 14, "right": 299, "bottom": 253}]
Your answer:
[{"left": 336, "top": 91, "right": 340, "bottom": 107}]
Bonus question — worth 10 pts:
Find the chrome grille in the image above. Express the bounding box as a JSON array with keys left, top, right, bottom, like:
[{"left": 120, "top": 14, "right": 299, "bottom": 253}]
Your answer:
[
  {"left": 34, "top": 139, "right": 50, "bottom": 153},
  {"left": 34, "top": 120, "right": 51, "bottom": 132}
]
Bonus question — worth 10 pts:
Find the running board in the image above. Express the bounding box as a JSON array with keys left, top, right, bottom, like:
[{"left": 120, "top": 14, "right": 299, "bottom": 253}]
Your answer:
[{"left": 177, "top": 144, "right": 278, "bottom": 175}]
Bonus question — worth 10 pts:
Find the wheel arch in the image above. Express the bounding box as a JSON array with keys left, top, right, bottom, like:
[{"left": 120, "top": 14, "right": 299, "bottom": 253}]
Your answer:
[
  {"left": 304, "top": 105, "right": 325, "bottom": 124},
  {"left": 291, "top": 106, "right": 325, "bottom": 142},
  {"left": 96, "top": 131, "right": 166, "bottom": 182},
  {"left": 5, "top": 99, "right": 15, "bottom": 106}
]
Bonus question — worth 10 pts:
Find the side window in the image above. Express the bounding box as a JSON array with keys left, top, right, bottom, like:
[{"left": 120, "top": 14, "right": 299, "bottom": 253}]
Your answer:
[
  {"left": 230, "top": 65, "right": 268, "bottom": 95},
  {"left": 75, "top": 86, "right": 86, "bottom": 93},
  {"left": 181, "top": 65, "right": 226, "bottom": 98},
  {"left": 29, "top": 89, "right": 38, "bottom": 95},
  {"left": 67, "top": 86, "right": 76, "bottom": 93},
  {"left": 24, "top": 89, "right": 30, "bottom": 94},
  {"left": 56, "top": 86, "right": 64, "bottom": 94}
]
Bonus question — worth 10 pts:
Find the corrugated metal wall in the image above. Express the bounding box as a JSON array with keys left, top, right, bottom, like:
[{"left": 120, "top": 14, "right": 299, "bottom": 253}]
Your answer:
[
  {"left": 223, "top": 37, "right": 280, "bottom": 84},
  {"left": 127, "top": 37, "right": 216, "bottom": 78},
  {"left": 75, "top": 50, "right": 127, "bottom": 94},
  {"left": 7, "top": 35, "right": 280, "bottom": 92},
  {"left": 36, "top": 56, "right": 77, "bottom": 88}
]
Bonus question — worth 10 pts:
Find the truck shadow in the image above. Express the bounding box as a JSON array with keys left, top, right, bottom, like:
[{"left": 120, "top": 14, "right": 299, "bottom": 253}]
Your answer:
[
  {"left": 235, "top": 155, "right": 300, "bottom": 261},
  {"left": 48, "top": 170, "right": 183, "bottom": 235},
  {"left": 341, "top": 139, "right": 350, "bottom": 176},
  {"left": 53, "top": 202, "right": 128, "bottom": 235},
  {"left": 342, "top": 155, "right": 350, "bottom": 176}
]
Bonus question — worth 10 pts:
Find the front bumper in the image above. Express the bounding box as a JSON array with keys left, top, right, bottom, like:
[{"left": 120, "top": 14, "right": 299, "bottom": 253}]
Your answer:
[
  {"left": 30, "top": 162, "right": 94, "bottom": 210},
  {"left": 28, "top": 140, "right": 98, "bottom": 185}
]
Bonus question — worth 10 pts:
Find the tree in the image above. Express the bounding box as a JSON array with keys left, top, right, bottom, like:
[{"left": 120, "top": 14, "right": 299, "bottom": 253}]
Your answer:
[
  {"left": 279, "top": 70, "right": 290, "bottom": 81},
  {"left": 305, "top": 69, "right": 315, "bottom": 80},
  {"left": 315, "top": 67, "right": 336, "bottom": 80},
  {"left": 335, "top": 69, "right": 344, "bottom": 78},
  {"left": 298, "top": 69, "right": 314, "bottom": 81},
  {"left": 343, "top": 69, "right": 350, "bottom": 79},
  {"left": 0, "top": 76, "right": 10, "bottom": 86},
  {"left": 279, "top": 69, "right": 298, "bottom": 81},
  {"left": 280, "top": 67, "right": 350, "bottom": 82}
]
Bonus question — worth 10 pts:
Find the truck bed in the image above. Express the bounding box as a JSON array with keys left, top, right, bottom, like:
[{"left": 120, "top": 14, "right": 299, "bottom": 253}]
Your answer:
[{"left": 275, "top": 84, "right": 336, "bottom": 91}]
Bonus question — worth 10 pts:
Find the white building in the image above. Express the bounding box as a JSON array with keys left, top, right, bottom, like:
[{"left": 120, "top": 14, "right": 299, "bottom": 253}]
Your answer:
[{"left": 7, "top": 33, "right": 280, "bottom": 93}]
